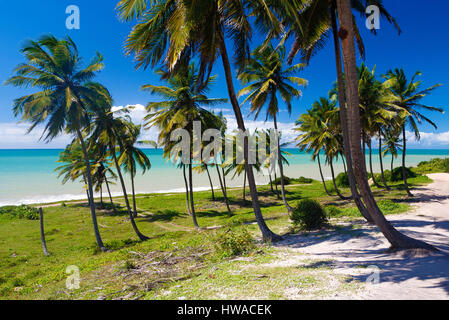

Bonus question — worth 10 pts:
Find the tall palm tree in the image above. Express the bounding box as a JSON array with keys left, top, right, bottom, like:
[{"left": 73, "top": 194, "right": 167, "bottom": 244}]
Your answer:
[
  {"left": 295, "top": 97, "right": 347, "bottom": 199},
  {"left": 116, "top": 0, "right": 288, "bottom": 241},
  {"left": 118, "top": 123, "right": 153, "bottom": 218},
  {"left": 357, "top": 64, "right": 396, "bottom": 189},
  {"left": 144, "top": 63, "right": 227, "bottom": 229},
  {"left": 238, "top": 44, "right": 307, "bottom": 212},
  {"left": 384, "top": 68, "right": 443, "bottom": 197},
  {"left": 335, "top": 0, "right": 435, "bottom": 250},
  {"left": 88, "top": 100, "right": 149, "bottom": 241},
  {"left": 5, "top": 35, "right": 107, "bottom": 251},
  {"left": 287, "top": 0, "right": 400, "bottom": 225}
]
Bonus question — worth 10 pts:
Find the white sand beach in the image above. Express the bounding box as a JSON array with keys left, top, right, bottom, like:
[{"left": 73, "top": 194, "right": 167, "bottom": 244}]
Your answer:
[{"left": 272, "top": 173, "right": 449, "bottom": 299}]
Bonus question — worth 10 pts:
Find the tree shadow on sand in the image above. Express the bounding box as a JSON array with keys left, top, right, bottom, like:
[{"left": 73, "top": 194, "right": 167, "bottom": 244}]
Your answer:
[{"left": 275, "top": 217, "right": 449, "bottom": 296}]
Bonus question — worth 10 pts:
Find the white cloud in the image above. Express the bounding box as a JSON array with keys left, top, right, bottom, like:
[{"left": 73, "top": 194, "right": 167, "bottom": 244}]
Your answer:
[
  {"left": 0, "top": 122, "right": 72, "bottom": 149},
  {"left": 406, "top": 130, "right": 449, "bottom": 147}
]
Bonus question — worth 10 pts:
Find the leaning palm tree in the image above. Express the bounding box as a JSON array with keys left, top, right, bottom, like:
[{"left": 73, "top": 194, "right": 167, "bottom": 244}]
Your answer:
[
  {"left": 116, "top": 0, "right": 288, "bottom": 241},
  {"left": 384, "top": 68, "right": 443, "bottom": 197},
  {"left": 118, "top": 123, "right": 152, "bottom": 218},
  {"left": 144, "top": 63, "right": 227, "bottom": 229},
  {"left": 88, "top": 99, "right": 149, "bottom": 241},
  {"left": 5, "top": 35, "right": 107, "bottom": 251},
  {"left": 287, "top": 0, "right": 401, "bottom": 229},
  {"left": 334, "top": 0, "right": 435, "bottom": 250},
  {"left": 238, "top": 44, "right": 307, "bottom": 213}
]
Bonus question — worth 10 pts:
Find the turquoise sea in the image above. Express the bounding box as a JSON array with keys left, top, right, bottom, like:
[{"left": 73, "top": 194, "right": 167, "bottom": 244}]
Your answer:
[{"left": 1, "top": 148, "right": 449, "bottom": 206}]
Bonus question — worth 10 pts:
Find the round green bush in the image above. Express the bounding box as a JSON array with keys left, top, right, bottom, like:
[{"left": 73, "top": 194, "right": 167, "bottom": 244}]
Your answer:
[
  {"left": 390, "top": 167, "right": 417, "bottom": 182},
  {"left": 297, "top": 176, "right": 313, "bottom": 184},
  {"left": 335, "top": 172, "right": 350, "bottom": 188},
  {"left": 273, "top": 176, "right": 292, "bottom": 185},
  {"left": 290, "top": 199, "right": 327, "bottom": 231}
]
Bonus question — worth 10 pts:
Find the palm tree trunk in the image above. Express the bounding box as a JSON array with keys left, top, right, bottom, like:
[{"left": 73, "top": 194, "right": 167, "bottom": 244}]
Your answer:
[
  {"left": 242, "top": 169, "right": 247, "bottom": 202},
  {"left": 39, "top": 208, "right": 49, "bottom": 257},
  {"left": 205, "top": 166, "right": 215, "bottom": 201},
  {"left": 329, "top": 1, "right": 373, "bottom": 223},
  {"left": 378, "top": 132, "right": 390, "bottom": 190},
  {"left": 76, "top": 128, "right": 105, "bottom": 251},
  {"left": 402, "top": 125, "right": 413, "bottom": 197},
  {"left": 216, "top": 164, "right": 232, "bottom": 214},
  {"left": 131, "top": 174, "right": 138, "bottom": 218},
  {"left": 110, "top": 143, "right": 148, "bottom": 241},
  {"left": 336, "top": 0, "right": 434, "bottom": 250},
  {"left": 273, "top": 115, "right": 292, "bottom": 212},
  {"left": 330, "top": 158, "right": 347, "bottom": 200},
  {"left": 104, "top": 176, "right": 117, "bottom": 214},
  {"left": 273, "top": 171, "right": 280, "bottom": 199},
  {"left": 218, "top": 32, "right": 280, "bottom": 241},
  {"left": 391, "top": 154, "right": 394, "bottom": 173},
  {"left": 368, "top": 139, "right": 381, "bottom": 188},
  {"left": 269, "top": 173, "right": 274, "bottom": 192},
  {"left": 188, "top": 163, "right": 200, "bottom": 229},
  {"left": 342, "top": 156, "right": 347, "bottom": 175},
  {"left": 318, "top": 153, "right": 332, "bottom": 197},
  {"left": 183, "top": 165, "right": 192, "bottom": 216},
  {"left": 100, "top": 185, "right": 104, "bottom": 208}
]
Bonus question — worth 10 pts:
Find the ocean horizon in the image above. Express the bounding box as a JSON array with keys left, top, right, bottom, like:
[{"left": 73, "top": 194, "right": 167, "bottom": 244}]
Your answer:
[{"left": 1, "top": 148, "right": 449, "bottom": 206}]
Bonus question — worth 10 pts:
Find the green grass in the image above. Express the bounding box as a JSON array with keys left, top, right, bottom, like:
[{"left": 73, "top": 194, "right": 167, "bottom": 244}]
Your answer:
[{"left": 0, "top": 168, "right": 434, "bottom": 300}]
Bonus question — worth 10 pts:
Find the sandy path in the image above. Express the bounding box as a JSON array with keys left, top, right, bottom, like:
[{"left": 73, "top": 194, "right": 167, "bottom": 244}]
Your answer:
[{"left": 275, "top": 173, "right": 449, "bottom": 300}]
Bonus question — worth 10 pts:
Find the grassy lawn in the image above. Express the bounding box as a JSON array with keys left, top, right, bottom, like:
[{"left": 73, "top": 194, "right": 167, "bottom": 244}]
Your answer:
[{"left": 0, "top": 174, "right": 432, "bottom": 300}]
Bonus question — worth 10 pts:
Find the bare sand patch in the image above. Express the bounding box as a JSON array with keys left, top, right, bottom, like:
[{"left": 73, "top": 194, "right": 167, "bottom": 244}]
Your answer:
[{"left": 271, "top": 173, "right": 449, "bottom": 299}]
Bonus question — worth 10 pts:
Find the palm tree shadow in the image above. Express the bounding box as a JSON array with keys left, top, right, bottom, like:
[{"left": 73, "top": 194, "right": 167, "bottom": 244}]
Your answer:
[
  {"left": 275, "top": 219, "right": 449, "bottom": 296},
  {"left": 196, "top": 209, "right": 234, "bottom": 218},
  {"left": 141, "top": 210, "right": 186, "bottom": 222}
]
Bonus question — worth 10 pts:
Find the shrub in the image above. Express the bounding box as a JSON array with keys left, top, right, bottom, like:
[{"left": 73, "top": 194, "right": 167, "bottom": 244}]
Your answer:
[
  {"left": 335, "top": 172, "right": 350, "bottom": 188},
  {"left": 273, "top": 176, "right": 292, "bottom": 185},
  {"left": 0, "top": 205, "right": 39, "bottom": 220},
  {"left": 416, "top": 158, "right": 449, "bottom": 174},
  {"left": 297, "top": 176, "right": 313, "bottom": 184},
  {"left": 290, "top": 199, "right": 327, "bottom": 231},
  {"left": 377, "top": 199, "right": 400, "bottom": 213},
  {"left": 213, "top": 228, "right": 255, "bottom": 258},
  {"left": 390, "top": 167, "right": 417, "bottom": 182}
]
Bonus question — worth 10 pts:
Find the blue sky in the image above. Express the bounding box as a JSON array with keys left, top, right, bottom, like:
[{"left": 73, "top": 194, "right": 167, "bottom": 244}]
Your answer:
[{"left": 0, "top": 0, "right": 448, "bottom": 148}]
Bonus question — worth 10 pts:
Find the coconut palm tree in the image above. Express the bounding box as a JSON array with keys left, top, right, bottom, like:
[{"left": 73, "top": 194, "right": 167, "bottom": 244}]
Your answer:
[
  {"left": 238, "top": 44, "right": 307, "bottom": 212},
  {"left": 384, "top": 68, "right": 443, "bottom": 197},
  {"left": 357, "top": 64, "right": 397, "bottom": 189},
  {"left": 287, "top": 0, "right": 401, "bottom": 226},
  {"left": 144, "top": 63, "right": 227, "bottom": 229},
  {"left": 295, "top": 97, "right": 347, "bottom": 200},
  {"left": 5, "top": 35, "right": 108, "bottom": 251},
  {"left": 118, "top": 123, "right": 153, "bottom": 218},
  {"left": 382, "top": 125, "right": 403, "bottom": 173},
  {"left": 88, "top": 98, "right": 150, "bottom": 241},
  {"left": 334, "top": 0, "right": 435, "bottom": 250},
  {"left": 258, "top": 129, "right": 292, "bottom": 198},
  {"left": 116, "top": 0, "right": 289, "bottom": 241}
]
